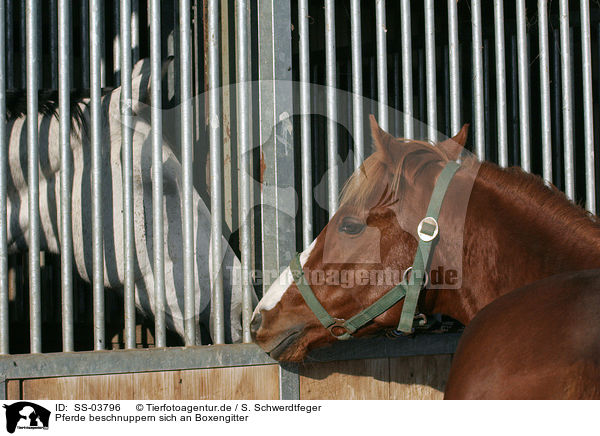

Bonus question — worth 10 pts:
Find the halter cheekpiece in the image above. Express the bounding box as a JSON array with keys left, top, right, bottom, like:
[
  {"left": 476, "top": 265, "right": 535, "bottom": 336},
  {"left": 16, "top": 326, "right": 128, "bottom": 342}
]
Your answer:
[{"left": 289, "top": 160, "right": 460, "bottom": 340}]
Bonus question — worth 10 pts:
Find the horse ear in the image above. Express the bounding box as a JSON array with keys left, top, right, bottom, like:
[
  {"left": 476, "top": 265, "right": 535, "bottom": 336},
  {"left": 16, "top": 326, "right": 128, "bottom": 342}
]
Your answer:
[
  {"left": 369, "top": 114, "right": 398, "bottom": 166},
  {"left": 438, "top": 123, "right": 469, "bottom": 160}
]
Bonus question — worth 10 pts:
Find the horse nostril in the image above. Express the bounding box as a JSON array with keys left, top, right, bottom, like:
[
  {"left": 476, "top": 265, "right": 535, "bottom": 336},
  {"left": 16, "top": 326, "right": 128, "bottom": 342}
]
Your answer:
[{"left": 250, "top": 312, "right": 262, "bottom": 334}]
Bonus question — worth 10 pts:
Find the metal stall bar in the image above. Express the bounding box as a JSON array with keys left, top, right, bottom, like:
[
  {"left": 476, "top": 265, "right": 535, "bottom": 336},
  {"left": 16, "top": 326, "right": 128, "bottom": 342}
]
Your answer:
[
  {"left": 424, "top": 0, "right": 437, "bottom": 142},
  {"left": 298, "top": 0, "right": 313, "bottom": 248},
  {"left": 350, "top": 0, "right": 364, "bottom": 170},
  {"left": 26, "top": 0, "right": 41, "bottom": 354},
  {"left": 400, "top": 0, "right": 413, "bottom": 138},
  {"left": 559, "top": 0, "right": 574, "bottom": 201},
  {"left": 538, "top": 0, "right": 552, "bottom": 184},
  {"left": 58, "top": 0, "right": 73, "bottom": 352},
  {"left": 516, "top": 0, "right": 530, "bottom": 172},
  {"left": 90, "top": 0, "right": 105, "bottom": 350},
  {"left": 180, "top": 0, "right": 197, "bottom": 345},
  {"left": 580, "top": 0, "right": 595, "bottom": 213},
  {"left": 448, "top": 0, "right": 460, "bottom": 136},
  {"left": 375, "top": 0, "right": 388, "bottom": 131},
  {"left": 236, "top": 0, "right": 253, "bottom": 343},
  {"left": 150, "top": 3, "right": 167, "bottom": 347},
  {"left": 19, "top": 0, "right": 25, "bottom": 88},
  {"left": 207, "top": 0, "right": 222, "bottom": 345},
  {"left": 493, "top": 0, "right": 508, "bottom": 167},
  {"left": 0, "top": 0, "right": 8, "bottom": 354},
  {"left": 121, "top": 0, "right": 136, "bottom": 349},
  {"left": 325, "top": 0, "right": 338, "bottom": 216},
  {"left": 257, "top": 0, "right": 296, "bottom": 289},
  {"left": 471, "top": 0, "right": 485, "bottom": 159}
]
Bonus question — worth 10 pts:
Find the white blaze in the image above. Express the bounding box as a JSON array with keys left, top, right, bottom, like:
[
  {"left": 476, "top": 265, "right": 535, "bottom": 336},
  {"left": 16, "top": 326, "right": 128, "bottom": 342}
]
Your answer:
[{"left": 252, "top": 238, "right": 317, "bottom": 318}]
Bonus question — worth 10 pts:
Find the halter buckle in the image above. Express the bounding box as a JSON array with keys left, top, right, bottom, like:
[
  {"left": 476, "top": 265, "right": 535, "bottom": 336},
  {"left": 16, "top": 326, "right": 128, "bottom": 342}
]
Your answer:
[
  {"left": 327, "top": 318, "right": 351, "bottom": 339},
  {"left": 417, "top": 216, "right": 439, "bottom": 242}
]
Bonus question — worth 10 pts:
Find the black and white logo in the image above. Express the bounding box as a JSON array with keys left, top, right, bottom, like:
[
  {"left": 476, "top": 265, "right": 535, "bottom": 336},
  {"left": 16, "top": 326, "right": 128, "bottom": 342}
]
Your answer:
[{"left": 3, "top": 402, "right": 50, "bottom": 433}]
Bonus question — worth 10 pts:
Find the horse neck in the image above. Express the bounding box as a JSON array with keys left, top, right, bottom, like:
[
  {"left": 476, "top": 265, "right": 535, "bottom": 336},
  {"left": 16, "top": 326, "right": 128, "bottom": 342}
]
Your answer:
[{"left": 423, "top": 162, "right": 600, "bottom": 324}]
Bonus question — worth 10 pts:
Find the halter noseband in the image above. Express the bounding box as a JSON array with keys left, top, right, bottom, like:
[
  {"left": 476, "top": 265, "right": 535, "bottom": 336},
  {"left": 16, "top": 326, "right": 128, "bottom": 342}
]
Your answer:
[{"left": 289, "top": 161, "right": 460, "bottom": 340}]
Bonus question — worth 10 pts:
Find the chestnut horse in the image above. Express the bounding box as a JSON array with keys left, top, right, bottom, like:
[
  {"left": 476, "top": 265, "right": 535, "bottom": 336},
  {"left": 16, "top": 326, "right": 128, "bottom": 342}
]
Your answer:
[{"left": 250, "top": 116, "right": 600, "bottom": 398}]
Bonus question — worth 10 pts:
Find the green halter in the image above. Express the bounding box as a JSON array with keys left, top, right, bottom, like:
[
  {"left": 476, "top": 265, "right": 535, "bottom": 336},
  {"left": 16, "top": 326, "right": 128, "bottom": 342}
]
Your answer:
[{"left": 289, "top": 161, "right": 460, "bottom": 340}]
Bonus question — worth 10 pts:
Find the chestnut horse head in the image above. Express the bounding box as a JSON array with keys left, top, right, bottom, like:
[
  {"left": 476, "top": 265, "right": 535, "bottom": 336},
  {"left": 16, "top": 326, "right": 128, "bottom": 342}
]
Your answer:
[{"left": 251, "top": 116, "right": 473, "bottom": 361}]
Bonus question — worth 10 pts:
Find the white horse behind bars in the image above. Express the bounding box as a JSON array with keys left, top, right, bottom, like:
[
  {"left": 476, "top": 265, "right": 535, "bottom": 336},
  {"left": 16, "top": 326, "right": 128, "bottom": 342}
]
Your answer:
[{"left": 5, "top": 59, "right": 252, "bottom": 344}]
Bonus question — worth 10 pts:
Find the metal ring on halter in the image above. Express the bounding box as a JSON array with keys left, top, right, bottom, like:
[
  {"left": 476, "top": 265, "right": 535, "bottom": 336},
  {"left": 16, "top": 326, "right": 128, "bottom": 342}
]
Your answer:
[
  {"left": 403, "top": 267, "right": 430, "bottom": 289},
  {"left": 417, "top": 216, "right": 439, "bottom": 242},
  {"left": 327, "top": 318, "right": 350, "bottom": 338}
]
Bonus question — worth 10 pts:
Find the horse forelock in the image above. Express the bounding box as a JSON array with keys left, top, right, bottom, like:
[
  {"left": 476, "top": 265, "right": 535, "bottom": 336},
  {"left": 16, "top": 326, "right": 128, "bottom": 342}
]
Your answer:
[{"left": 340, "top": 139, "right": 451, "bottom": 214}]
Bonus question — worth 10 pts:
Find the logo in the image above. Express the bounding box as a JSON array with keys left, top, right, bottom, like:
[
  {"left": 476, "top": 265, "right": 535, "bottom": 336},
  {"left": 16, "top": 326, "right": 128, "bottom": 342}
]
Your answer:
[{"left": 3, "top": 402, "right": 50, "bottom": 433}]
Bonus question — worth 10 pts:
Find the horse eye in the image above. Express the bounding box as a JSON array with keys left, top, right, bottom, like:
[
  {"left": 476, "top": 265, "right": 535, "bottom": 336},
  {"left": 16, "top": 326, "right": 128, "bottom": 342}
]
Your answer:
[{"left": 338, "top": 217, "right": 366, "bottom": 235}]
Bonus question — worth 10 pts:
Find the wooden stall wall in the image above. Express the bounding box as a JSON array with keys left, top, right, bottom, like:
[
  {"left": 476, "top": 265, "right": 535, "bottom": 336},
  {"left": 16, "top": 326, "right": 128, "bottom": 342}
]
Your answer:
[{"left": 5, "top": 354, "right": 452, "bottom": 400}]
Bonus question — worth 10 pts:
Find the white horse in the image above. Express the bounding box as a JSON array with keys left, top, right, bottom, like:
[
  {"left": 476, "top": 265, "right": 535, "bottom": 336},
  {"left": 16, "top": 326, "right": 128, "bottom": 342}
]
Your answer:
[{"left": 6, "top": 59, "right": 252, "bottom": 344}]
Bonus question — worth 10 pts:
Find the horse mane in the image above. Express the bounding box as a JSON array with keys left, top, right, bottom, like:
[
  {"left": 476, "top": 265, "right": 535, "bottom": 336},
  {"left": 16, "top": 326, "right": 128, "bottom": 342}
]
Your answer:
[
  {"left": 339, "top": 138, "right": 451, "bottom": 211},
  {"left": 478, "top": 162, "right": 600, "bottom": 232},
  {"left": 5, "top": 89, "right": 97, "bottom": 135}
]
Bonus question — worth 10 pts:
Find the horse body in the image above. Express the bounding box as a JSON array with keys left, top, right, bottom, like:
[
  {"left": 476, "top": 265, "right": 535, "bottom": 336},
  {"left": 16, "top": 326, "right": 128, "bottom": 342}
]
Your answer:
[
  {"left": 444, "top": 270, "right": 600, "bottom": 399},
  {"left": 251, "top": 115, "right": 600, "bottom": 398},
  {"left": 6, "top": 59, "right": 248, "bottom": 344}
]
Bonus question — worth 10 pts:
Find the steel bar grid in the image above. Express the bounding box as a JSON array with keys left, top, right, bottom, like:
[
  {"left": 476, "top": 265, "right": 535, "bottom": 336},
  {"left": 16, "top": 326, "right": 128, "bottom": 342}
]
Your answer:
[
  {"left": 298, "top": 0, "right": 313, "bottom": 248},
  {"left": 121, "top": 0, "right": 136, "bottom": 349},
  {"left": 325, "top": 0, "right": 338, "bottom": 216},
  {"left": 424, "top": 0, "right": 437, "bottom": 142},
  {"left": 0, "top": 0, "right": 8, "bottom": 355},
  {"left": 559, "top": 0, "right": 575, "bottom": 200},
  {"left": 375, "top": 0, "right": 388, "bottom": 131},
  {"left": 58, "top": 0, "right": 74, "bottom": 352},
  {"left": 207, "top": 0, "right": 223, "bottom": 345},
  {"left": 538, "top": 0, "right": 553, "bottom": 184},
  {"left": 26, "top": 0, "right": 41, "bottom": 354}
]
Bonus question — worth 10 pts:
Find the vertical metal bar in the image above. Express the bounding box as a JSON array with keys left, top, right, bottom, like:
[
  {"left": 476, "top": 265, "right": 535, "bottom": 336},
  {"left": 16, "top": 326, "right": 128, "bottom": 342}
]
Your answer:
[
  {"left": 580, "top": 0, "right": 595, "bottom": 213},
  {"left": 443, "top": 47, "right": 450, "bottom": 137},
  {"left": 493, "top": 0, "right": 508, "bottom": 167},
  {"left": 400, "top": 0, "right": 413, "bottom": 138},
  {"left": 180, "top": 0, "right": 197, "bottom": 344},
  {"left": 325, "top": 0, "right": 338, "bottom": 216},
  {"left": 375, "top": 0, "right": 388, "bottom": 131},
  {"left": 26, "top": 0, "right": 41, "bottom": 353},
  {"left": 258, "top": 0, "right": 296, "bottom": 293},
  {"left": 538, "top": 0, "right": 552, "bottom": 184},
  {"left": 90, "top": 0, "right": 105, "bottom": 351},
  {"left": 149, "top": 0, "right": 166, "bottom": 347},
  {"left": 350, "top": 0, "right": 364, "bottom": 170},
  {"left": 49, "top": 0, "right": 58, "bottom": 88},
  {"left": 424, "top": 0, "right": 436, "bottom": 142},
  {"left": 471, "top": 0, "right": 485, "bottom": 159},
  {"left": 58, "top": 0, "right": 73, "bottom": 353},
  {"left": 559, "top": 0, "right": 574, "bottom": 200},
  {"left": 121, "top": 0, "right": 136, "bottom": 349},
  {"left": 418, "top": 49, "right": 425, "bottom": 138},
  {"left": 510, "top": 35, "right": 519, "bottom": 164},
  {"left": 298, "top": 0, "right": 312, "bottom": 248},
  {"left": 448, "top": 0, "right": 460, "bottom": 136},
  {"left": 207, "top": 0, "right": 222, "bottom": 345},
  {"left": 80, "top": 0, "right": 89, "bottom": 88},
  {"left": 0, "top": 0, "right": 9, "bottom": 354},
  {"left": 236, "top": 0, "right": 253, "bottom": 343},
  {"left": 516, "top": 0, "right": 530, "bottom": 172}
]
